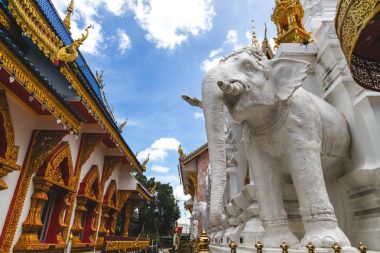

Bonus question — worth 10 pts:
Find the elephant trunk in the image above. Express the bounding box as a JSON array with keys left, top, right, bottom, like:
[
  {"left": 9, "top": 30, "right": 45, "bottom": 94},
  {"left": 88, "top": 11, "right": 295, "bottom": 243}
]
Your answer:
[
  {"left": 202, "top": 71, "right": 227, "bottom": 227},
  {"left": 217, "top": 80, "right": 244, "bottom": 96}
]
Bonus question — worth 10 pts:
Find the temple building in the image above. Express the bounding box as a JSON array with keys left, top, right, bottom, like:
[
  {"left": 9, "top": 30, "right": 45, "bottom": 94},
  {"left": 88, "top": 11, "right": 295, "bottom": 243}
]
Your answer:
[
  {"left": 177, "top": 144, "right": 209, "bottom": 241},
  {"left": 0, "top": 0, "right": 151, "bottom": 252},
  {"left": 180, "top": 0, "right": 380, "bottom": 252}
]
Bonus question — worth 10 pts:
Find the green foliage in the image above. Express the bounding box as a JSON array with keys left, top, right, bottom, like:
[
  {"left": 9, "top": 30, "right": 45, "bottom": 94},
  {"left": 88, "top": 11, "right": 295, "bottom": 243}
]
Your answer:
[{"left": 129, "top": 174, "right": 180, "bottom": 239}]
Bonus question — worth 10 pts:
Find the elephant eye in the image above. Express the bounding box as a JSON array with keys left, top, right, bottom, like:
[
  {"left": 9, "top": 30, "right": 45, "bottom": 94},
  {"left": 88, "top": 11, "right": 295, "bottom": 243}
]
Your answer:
[{"left": 242, "top": 61, "right": 254, "bottom": 72}]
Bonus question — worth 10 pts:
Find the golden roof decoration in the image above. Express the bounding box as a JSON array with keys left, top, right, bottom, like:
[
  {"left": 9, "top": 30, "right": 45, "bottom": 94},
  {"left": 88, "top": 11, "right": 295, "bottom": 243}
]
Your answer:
[
  {"left": 56, "top": 24, "right": 92, "bottom": 63},
  {"left": 150, "top": 181, "right": 157, "bottom": 195},
  {"left": 142, "top": 153, "right": 150, "bottom": 171},
  {"left": 271, "top": 0, "right": 312, "bottom": 47},
  {"left": 261, "top": 22, "right": 274, "bottom": 59},
  {"left": 118, "top": 118, "right": 128, "bottom": 132},
  {"left": 178, "top": 145, "right": 186, "bottom": 159},
  {"left": 63, "top": 0, "right": 74, "bottom": 33}
]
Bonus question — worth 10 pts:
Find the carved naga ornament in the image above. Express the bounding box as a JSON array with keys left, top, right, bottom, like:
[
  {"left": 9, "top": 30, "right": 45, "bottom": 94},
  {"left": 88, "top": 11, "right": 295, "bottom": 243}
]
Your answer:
[{"left": 56, "top": 25, "right": 92, "bottom": 63}]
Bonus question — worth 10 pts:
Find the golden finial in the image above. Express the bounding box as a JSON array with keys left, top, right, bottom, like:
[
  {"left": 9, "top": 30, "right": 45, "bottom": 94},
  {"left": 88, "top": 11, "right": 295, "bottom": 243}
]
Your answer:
[
  {"left": 261, "top": 22, "right": 274, "bottom": 59},
  {"left": 358, "top": 242, "right": 367, "bottom": 253},
  {"left": 150, "top": 181, "right": 157, "bottom": 194},
  {"left": 56, "top": 25, "right": 92, "bottom": 63},
  {"left": 142, "top": 153, "right": 150, "bottom": 171},
  {"left": 63, "top": 0, "right": 74, "bottom": 32},
  {"left": 280, "top": 241, "right": 289, "bottom": 253},
  {"left": 306, "top": 242, "right": 315, "bottom": 253},
  {"left": 229, "top": 240, "right": 238, "bottom": 253},
  {"left": 271, "top": 0, "right": 312, "bottom": 47},
  {"left": 95, "top": 70, "right": 104, "bottom": 88},
  {"left": 178, "top": 145, "right": 186, "bottom": 159},
  {"left": 118, "top": 118, "right": 128, "bottom": 132},
  {"left": 251, "top": 19, "right": 260, "bottom": 48},
  {"left": 255, "top": 241, "right": 264, "bottom": 253},
  {"left": 197, "top": 230, "right": 211, "bottom": 253},
  {"left": 69, "top": 232, "right": 73, "bottom": 241},
  {"left": 332, "top": 242, "right": 342, "bottom": 253}
]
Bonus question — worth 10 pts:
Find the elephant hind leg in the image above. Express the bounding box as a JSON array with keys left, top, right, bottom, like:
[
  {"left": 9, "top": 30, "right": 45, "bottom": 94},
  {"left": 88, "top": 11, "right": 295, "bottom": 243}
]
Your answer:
[
  {"left": 285, "top": 137, "right": 350, "bottom": 248},
  {"left": 249, "top": 150, "right": 299, "bottom": 247}
]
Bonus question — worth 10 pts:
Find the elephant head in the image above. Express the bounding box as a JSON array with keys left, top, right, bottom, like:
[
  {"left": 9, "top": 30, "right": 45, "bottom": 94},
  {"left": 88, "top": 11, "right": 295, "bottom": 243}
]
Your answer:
[{"left": 202, "top": 47, "right": 309, "bottom": 226}]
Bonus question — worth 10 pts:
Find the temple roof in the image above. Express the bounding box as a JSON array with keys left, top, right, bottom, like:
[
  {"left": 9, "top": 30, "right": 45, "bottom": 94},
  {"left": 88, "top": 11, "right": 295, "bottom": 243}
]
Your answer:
[
  {"left": 0, "top": 0, "right": 145, "bottom": 174},
  {"left": 179, "top": 143, "right": 208, "bottom": 165},
  {"left": 0, "top": 27, "right": 84, "bottom": 122}
]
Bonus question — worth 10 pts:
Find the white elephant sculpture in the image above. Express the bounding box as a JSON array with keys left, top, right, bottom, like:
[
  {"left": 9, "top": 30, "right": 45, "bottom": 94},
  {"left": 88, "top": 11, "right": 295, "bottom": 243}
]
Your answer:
[{"left": 202, "top": 47, "right": 351, "bottom": 248}]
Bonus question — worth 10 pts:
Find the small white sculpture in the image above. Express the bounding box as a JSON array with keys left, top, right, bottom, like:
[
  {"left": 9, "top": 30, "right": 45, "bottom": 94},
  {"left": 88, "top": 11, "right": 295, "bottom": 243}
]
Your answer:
[{"left": 202, "top": 47, "right": 351, "bottom": 248}]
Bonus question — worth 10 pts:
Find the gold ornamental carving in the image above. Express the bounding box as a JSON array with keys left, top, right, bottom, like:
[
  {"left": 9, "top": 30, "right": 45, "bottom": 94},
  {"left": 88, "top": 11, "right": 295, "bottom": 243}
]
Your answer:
[
  {"left": 76, "top": 134, "right": 104, "bottom": 172},
  {"left": 63, "top": 0, "right": 74, "bottom": 32},
  {"left": 0, "top": 9, "right": 12, "bottom": 31},
  {"left": 0, "top": 41, "right": 81, "bottom": 133},
  {"left": 105, "top": 239, "right": 150, "bottom": 251},
  {"left": 271, "top": 0, "right": 312, "bottom": 46},
  {"left": 102, "top": 156, "right": 122, "bottom": 184},
  {"left": 8, "top": 0, "right": 63, "bottom": 60},
  {"left": 56, "top": 25, "right": 92, "bottom": 63},
  {"left": 336, "top": 0, "right": 379, "bottom": 66},
  {"left": 7, "top": 0, "right": 143, "bottom": 168},
  {"left": 61, "top": 134, "right": 104, "bottom": 241},
  {"left": 15, "top": 141, "right": 77, "bottom": 251},
  {"left": 71, "top": 166, "right": 101, "bottom": 248},
  {"left": 0, "top": 131, "right": 66, "bottom": 253},
  {"left": 0, "top": 89, "right": 20, "bottom": 190}
]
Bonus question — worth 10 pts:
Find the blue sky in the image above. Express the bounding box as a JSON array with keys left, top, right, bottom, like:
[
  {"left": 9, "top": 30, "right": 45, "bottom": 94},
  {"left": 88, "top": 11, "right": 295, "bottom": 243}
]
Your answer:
[{"left": 52, "top": 0, "right": 276, "bottom": 223}]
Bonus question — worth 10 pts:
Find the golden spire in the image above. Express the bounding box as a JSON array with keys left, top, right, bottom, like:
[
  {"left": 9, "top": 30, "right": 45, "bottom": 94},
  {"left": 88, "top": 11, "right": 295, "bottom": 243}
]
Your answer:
[
  {"left": 178, "top": 145, "right": 186, "bottom": 159},
  {"left": 63, "top": 0, "right": 74, "bottom": 33},
  {"left": 150, "top": 181, "right": 157, "bottom": 194},
  {"left": 261, "top": 22, "right": 274, "bottom": 59},
  {"left": 251, "top": 19, "right": 260, "bottom": 48},
  {"left": 271, "top": 0, "right": 312, "bottom": 47},
  {"left": 142, "top": 153, "right": 150, "bottom": 171}
]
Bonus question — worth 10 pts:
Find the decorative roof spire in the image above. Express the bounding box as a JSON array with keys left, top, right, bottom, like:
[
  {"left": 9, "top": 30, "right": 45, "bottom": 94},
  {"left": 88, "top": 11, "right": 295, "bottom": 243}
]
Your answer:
[
  {"left": 178, "top": 145, "right": 186, "bottom": 159},
  {"left": 261, "top": 22, "right": 274, "bottom": 59},
  {"left": 63, "top": 0, "right": 74, "bottom": 33},
  {"left": 118, "top": 118, "right": 128, "bottom": 132},
  {"left": 271, "top": 0, "right": 312, "bottom": 47},
  {"left": 251, "top": 19, "right": 260, "bottom": 48}
]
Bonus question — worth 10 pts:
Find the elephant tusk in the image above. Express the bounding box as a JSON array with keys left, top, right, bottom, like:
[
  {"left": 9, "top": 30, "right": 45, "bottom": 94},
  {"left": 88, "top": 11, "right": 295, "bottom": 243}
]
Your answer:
[{"left": 217, "top": 80, "right": 245, "bottom": 96}]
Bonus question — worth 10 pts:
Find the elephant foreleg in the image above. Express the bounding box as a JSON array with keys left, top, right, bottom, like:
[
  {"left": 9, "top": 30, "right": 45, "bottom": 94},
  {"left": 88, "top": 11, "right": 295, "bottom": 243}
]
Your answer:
[{"left": 248, "top": 148, "right": 299, "bottom": 247}]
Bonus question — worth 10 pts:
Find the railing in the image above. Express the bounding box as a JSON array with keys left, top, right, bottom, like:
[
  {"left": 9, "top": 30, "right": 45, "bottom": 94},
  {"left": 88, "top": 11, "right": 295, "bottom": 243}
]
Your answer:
[{"left": 102, "top": 236, "right": 150, "bottom": 253}]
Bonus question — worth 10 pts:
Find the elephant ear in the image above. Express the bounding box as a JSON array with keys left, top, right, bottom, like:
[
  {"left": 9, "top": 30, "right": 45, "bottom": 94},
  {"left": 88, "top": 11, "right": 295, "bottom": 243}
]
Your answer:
[{"left": 268, "top": 58, "right": 309, "bottom": 100}]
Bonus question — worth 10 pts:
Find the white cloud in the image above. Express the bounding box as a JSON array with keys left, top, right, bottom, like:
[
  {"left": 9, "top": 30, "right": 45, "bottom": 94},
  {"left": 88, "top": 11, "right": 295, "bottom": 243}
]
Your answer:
[
  {"left": 193, "top": 112, "right": 204, "bottom": 120},
  {"left": 201, "top": 29, "right": 251, "bottom": 72},
  {"left": 127, "top": 0, "right": 215, "bottom": 50},
  {"left": 104, "top": 0, "right": 129, "bottom": 15},
  {"left": 151, "top": 165, "right": 170, "bottom": 174},
  {"left": 202, "top": 56, "right": 222, "bottom": 72},
  {"left": 150, "top": 174, "right": 179, "bottom": 185},
  {"left": 209, "top": 48, "right": 223, "bottom": 58},
  {"left": 117, "top": 29, "right": 132, "bottom": 54},
  {"left": 51, "top": 0, "right": 132, "bottom": 55},
  {"left": 173, "top": 185, "right": 191, "bottom": 201},
  {"left": 51, "top": 0, "right": 106, "bottom": 55},
  {"left": 137, "top": 137, "right": 180, "bottom": 162},
  {"left": 225, "top": 29, "right": 241, "bottom": 50}
]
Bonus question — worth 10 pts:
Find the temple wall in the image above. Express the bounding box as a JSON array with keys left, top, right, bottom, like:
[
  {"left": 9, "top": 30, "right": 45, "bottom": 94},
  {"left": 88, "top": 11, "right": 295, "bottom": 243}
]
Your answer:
[
  {"left": 197, "top": 151, "right": 209, "bottom": 202},
  {"left": 273, "top": 1, "right": 380, "bottom": 249},
  {"left": 0, "top": 90, "right": 36, "bottom": 236},
  {"left": 79, "top": 143, "right": 107, "bottom": 183}
]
